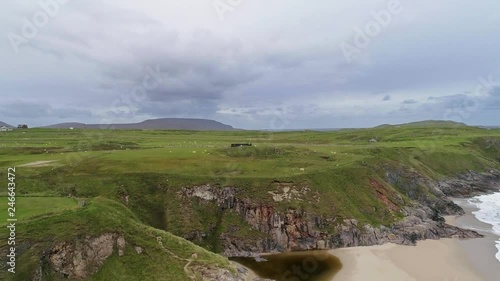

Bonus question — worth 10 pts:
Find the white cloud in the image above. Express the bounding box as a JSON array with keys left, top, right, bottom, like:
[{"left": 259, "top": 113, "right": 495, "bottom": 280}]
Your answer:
[{"left": 1, "top": 0, "right": 499, "bottom": 128}]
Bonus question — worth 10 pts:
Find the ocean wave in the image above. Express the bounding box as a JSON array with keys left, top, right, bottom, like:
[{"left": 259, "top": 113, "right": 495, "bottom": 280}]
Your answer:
[{"left": 468, "top": 192, "right": 500, "bottom": 262}]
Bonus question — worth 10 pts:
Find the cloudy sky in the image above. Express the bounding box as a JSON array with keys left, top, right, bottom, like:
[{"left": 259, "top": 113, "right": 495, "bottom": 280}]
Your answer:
[{"left": 1, "top": 0, "right": 499, "bottom": 129}]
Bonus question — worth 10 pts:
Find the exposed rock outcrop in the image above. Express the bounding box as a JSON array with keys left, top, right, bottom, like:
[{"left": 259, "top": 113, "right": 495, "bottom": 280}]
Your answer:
[
  {"left": 384, "top": 165, "right": 465, "bottom": 215},
  {"left": 329, "top": 209, "right": 481, "bottom": 249},
  {"left": 117, "top": 236, "right": 126, "bottom": 256},
  {"left": 267, "top": 182, "right": 320, "bottom": 203},
  {"left": 180, "top": 171, "right": 488, "bottom": 256},
  {"left": 438, "top": 169, "right": 500, "bottom": 197},
  {"left": 134, "top": 246, "right": 143, "bottom": 254},
  {"left": 45, "top": 233, "right": 117, "bottom": 279},
  {"left": 32, "top": 233, "right": 133, "bottom": 280},
  {"left": 191, "top": 265, "right": 244, "bottom": 281}
]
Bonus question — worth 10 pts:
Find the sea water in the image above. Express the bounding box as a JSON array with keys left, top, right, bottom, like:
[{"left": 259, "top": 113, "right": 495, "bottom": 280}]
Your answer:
[
  {"left": 468, "top": 192, "right": 500, "bottom": 263},
  {"left": 230, "top": 250, "right": 342, "bottom": 281}
]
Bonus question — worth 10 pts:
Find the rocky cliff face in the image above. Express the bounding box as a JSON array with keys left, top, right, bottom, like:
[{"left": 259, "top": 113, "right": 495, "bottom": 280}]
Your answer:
[
  {"left": 384, "top": 164, "right": 465, "bottom": 216},
  {"left": 438, "top": 169, "right": 500, "bottom": 197},
  {"left": 32, "top": 233, "right": 127, "bottom": 280},
  {"left": 178, "top": 168, "right": 499, "bottom": 256},
  {"left": 29, "top": 233, "right": 244, "bottom": 281}
]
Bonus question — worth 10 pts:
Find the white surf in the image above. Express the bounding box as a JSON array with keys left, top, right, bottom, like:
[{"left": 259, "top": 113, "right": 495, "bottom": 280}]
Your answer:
[{"left": 468, "top": 192, "right": 500, "bottom": 263}]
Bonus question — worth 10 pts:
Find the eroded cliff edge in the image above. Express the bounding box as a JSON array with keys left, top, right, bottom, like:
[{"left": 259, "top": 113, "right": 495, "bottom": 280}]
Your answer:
[{"left": 177, "top": 169, "right": 500, "bottom": 256}]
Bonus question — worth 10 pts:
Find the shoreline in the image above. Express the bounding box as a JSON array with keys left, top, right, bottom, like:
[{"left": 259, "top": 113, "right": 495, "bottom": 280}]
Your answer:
[
  {"left": 446, "top": 197, "right": 500, "bottom": 281},
  {"left": 329, "top": 197, "right": 500, "bottom": 281},
  {"left": 234, "top": 196, "right": 500, "bottom": 281},
  {"left": 235, "top": 236, "right": 490, "bottom": 281}
]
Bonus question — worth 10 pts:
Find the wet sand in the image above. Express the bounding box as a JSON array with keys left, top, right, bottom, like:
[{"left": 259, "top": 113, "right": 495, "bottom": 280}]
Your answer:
[
  {"left": 236, "top": 198, "right": 499, "bottom": 281},
  {"left": 446, "top": 198, "right": 500, "bottom": 281}
]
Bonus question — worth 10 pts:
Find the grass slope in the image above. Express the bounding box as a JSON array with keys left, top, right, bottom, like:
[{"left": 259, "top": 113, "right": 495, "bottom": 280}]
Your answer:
[
  {"left": 0, "top": 197, "right": 78, "bottom": 222},
  {"left": 0, "top": 197, "right": 234, "bottom": 281},
  {"left": 0, "top": 123, "right": 499, "bottom": 268}
]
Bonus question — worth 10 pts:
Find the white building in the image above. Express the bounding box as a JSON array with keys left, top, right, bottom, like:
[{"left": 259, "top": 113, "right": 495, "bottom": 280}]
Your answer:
[{"left": 0, "top": 126, "right": 12, "bottom": 132}]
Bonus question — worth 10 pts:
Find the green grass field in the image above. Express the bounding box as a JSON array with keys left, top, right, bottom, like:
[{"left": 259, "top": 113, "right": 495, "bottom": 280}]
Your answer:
[
  {"left": 0, "top": 121, "right": 499, "bottom": 280},
  {"left": 1, "top": 123, "right": 499, "bottom": 223},
  {"left": 0, "top": 197, "right": 78, "bottom": 223}
]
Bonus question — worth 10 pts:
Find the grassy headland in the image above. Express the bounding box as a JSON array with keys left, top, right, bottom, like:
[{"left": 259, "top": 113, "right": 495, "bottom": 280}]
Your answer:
[{"left": 0, "top": 121, "right": 499, "bottom": 279}]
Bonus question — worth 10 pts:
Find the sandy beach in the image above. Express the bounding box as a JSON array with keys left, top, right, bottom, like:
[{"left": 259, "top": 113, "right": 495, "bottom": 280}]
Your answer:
[
  {"left": 447, "top": 198, "right": 500, "bottom": 281},
  {"left": 329, "top": 199, "right": 500, "bottom": 281},
  {"left": 330, "top": 239, "right": 484, "bottom": 281},
  {"left": 237, "top": 237, "right": 489, "bottom": 281},
  {"left": 235, "top": 197, "right": 499, "bottom": 281}
]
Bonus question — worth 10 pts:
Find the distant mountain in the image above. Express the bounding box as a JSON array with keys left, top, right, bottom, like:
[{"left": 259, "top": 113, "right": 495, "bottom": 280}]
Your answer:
[
  {"left": 44, "top": 122, "right": 87, "bottom": 128},
  {"left": 375, "top": 120, "right": 468, "bottom": 128},
  {"left": 0, "top": 121, "right": 13, "bottom": 127},
  {"left": 43, "top": 118, "right": 235, "bottom": 131}
]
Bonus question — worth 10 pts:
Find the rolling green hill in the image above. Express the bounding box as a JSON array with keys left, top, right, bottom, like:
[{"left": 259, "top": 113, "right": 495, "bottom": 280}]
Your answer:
[
  {"left": 0, "top": 122, "right": 499, "bottom": 279},
  {"left": 0, "top": 197, "right": 239, "bottom": 281}
]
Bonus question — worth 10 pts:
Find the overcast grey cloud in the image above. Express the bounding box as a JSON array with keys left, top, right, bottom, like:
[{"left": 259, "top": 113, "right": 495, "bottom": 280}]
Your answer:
[{"left": 1, "top": 0, "right": 499, "bottom": 129}]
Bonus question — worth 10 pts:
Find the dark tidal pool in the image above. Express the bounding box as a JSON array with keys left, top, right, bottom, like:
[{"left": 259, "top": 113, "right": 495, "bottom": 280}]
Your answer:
[{"left": 230, "top": 250, "right": 342, "bottom": 281}]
